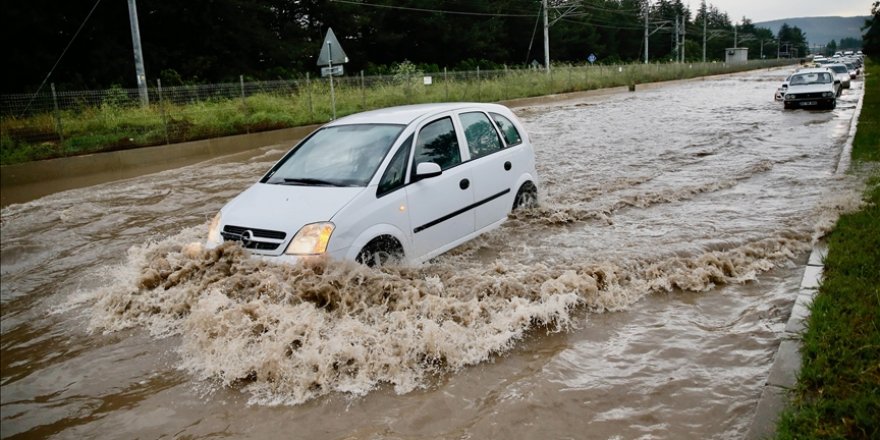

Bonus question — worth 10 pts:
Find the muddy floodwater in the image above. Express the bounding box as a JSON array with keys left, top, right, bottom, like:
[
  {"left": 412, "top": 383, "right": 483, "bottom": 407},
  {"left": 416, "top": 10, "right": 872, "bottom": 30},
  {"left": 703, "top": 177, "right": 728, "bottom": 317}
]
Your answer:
[{"left": 0, "top": 68, "right": 866, "bottom": 439}]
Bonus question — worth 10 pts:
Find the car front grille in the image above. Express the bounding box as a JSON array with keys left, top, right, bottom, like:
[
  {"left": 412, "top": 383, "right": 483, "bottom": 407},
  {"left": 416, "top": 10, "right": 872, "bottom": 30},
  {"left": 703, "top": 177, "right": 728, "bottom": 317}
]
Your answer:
[
  {"left": 221, "top": 225, "right": 286, "bottom": 251},
  {"left": 790, "top": 92, "right": 825, "bottom": 100}
]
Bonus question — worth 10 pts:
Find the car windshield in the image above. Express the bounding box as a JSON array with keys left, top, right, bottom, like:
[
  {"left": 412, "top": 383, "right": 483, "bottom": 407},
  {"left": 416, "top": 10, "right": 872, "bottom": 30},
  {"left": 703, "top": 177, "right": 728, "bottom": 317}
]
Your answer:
[
  {"left": 829, "top": 65, "right": 848, "bottom": 74},
  {"left": 264, "top": 124, "right": 404, "bottom": 187},
  {"left": 789, "top": 72, "right": 832, "bottom": 85}
]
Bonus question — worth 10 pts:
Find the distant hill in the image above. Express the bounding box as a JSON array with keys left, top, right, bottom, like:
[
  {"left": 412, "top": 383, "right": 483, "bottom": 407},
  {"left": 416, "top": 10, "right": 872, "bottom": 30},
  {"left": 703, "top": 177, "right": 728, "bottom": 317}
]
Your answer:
[{"left": 755, "top": 16, "right": 870, "bottom": 47}]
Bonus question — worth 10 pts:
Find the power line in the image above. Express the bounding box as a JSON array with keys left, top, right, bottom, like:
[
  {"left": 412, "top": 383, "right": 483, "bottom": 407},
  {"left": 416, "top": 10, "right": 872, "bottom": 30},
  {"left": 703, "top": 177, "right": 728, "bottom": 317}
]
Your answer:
[
  {"left": 330, "top": 0, "right": 537, "bottom": 17},
  {"left": 20, "top": 0, "right": 104, "bottom": 117}
]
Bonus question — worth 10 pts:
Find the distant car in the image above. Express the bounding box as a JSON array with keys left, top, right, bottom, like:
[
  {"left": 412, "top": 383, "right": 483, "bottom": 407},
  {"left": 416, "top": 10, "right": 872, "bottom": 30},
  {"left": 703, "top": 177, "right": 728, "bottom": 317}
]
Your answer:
[
  {"left": 827, "top": 64, "right": 852, "bottom": 89},
  {"left": 783, "top": 69, "right": 838, "bottom": 110},
  {"left": 844, "top": 62, "right": 858, "bottom": 79},
  {"left": 775, "top": 75, "right": 791, "bottom": 101},
  {"left": 206, "top": 103, "right": 540, "bottom": 266}
]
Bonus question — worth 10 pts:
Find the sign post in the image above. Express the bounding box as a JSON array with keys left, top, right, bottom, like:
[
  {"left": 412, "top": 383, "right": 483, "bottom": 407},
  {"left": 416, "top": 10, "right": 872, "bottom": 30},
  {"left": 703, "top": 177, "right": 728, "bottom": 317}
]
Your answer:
[{"left": 317, "top": 28, "right": 349, "bottom": 120}]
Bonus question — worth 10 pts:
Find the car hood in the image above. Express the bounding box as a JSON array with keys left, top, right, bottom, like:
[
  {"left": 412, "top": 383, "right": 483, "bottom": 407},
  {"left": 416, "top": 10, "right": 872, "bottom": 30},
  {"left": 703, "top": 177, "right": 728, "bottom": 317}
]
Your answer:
[
  {"left": 787, "top": 84, "right": 833, "bottom": 94},
  {"left": 221, "top": 183, "right": 364, "bottom": 235}
]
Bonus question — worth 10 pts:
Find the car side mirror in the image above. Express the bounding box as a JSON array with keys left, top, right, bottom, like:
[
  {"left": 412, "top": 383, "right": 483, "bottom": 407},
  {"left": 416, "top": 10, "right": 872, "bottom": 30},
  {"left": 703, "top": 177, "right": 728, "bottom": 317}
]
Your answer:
[
  {"left": 834, "top": 80, "right": 840, "bottom": 85},
  {"left": 415, "top": 162, "right": 442, "bottom": 180}
]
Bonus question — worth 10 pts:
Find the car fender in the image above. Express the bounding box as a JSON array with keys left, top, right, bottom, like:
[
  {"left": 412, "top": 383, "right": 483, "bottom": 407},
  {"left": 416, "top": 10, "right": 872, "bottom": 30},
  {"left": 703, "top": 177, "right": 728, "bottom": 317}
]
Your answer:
[{"left": 344, "top": 223, "right": 412, "bottom": 262}]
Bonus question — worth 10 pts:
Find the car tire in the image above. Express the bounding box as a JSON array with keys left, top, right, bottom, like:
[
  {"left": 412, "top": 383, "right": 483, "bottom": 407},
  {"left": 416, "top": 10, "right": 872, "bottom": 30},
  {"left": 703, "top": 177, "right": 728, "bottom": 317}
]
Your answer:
[
  {"left": 512, "top": 181, "right": 538, "bottom": 211},
  {"left": 356, "top": 236, "right": 404, "bottom": 267},
  {"left": 828, "top": 100, "right": 837, "bottom": 110}
]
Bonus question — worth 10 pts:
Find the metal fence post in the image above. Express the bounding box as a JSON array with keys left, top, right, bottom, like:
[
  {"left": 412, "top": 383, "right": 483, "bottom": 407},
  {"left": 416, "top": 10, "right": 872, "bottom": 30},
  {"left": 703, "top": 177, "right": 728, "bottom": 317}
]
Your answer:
[
  {"left": 360, "top": 70, "right": 366, "bottom": 110},
  {"left": 240, "top": 75, "right": 249, "bottom": 133},
  {"left": 444, "top": 67, "right": 448, "bottom": 101},
  {"left": 157, "top": 79, "right": 169, "bottom": 144},
  {"left": 306, "top": 72, "right": 313, "bottom": 119},
  {"left": 50, "top": 83, "right": 64, "bottom": 144},
  {"left": 476, "top": 66, "right": 481, "bottom": 101}
]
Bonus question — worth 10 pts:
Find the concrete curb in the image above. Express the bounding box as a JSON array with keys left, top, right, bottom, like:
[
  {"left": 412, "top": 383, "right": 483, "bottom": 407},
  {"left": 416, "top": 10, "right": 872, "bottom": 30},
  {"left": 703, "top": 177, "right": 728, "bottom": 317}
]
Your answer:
[
  {"left": 745, "top": 71, "right": 866, "bottom": 439},
  {"left": 745, "top": 245, "right": 826, "bottom": 440}
]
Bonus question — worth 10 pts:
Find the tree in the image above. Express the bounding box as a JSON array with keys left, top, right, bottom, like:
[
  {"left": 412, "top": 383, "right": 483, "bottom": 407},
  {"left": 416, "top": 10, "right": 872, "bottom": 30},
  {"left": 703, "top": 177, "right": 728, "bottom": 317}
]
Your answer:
[
  {"left": 863, "top": 1, "right": 880, "bottom": 55},
  {"left": 776, "top": 23, "right": 808, "bottom": 58},
  {"left": 826, "top": 40, "right": 838, "bottom": 56}
]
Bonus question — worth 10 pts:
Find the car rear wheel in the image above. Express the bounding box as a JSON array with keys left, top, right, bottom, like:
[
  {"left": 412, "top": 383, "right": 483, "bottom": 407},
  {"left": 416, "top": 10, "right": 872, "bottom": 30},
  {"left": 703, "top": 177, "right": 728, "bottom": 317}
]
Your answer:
[
  {"left": 512, "top": 181, "right": 538, "bottom": 211},
  {"left": 356, "top": 236, "right": 404, "bottom": 267}
]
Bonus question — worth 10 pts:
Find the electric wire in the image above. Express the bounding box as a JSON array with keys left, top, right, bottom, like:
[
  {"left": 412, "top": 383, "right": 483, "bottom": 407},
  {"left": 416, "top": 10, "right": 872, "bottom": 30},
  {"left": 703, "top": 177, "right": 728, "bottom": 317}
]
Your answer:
[{"left": 21, "top": 0, "right": 104, "bottom": 117}]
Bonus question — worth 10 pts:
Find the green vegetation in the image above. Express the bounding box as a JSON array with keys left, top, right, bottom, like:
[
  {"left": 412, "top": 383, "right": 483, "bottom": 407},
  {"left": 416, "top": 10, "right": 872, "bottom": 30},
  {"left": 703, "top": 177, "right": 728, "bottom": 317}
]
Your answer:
[
  {"left": 774, "top": 59, "right": 880, "bottom": 439},
  {"left": 853, "top": 59, "right": 880, "bottom": 162},
  {"left": 0, "top": 60, "right": 793, "bottom": 166}
]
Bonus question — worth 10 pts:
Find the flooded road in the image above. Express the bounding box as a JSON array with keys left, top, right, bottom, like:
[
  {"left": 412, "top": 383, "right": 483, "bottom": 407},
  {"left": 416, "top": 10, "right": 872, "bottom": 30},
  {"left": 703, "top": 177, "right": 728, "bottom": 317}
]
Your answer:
[{"left": 0, "top": 68, "right": 866, "bottom": 439}]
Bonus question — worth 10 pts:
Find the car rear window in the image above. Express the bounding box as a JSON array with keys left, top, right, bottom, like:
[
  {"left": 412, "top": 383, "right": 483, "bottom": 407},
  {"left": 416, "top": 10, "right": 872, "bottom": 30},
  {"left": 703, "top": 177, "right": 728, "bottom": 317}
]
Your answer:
[
  {"left": 460, "top": 112, "right": 503, "bottom": 159},
  {"left": 490, "top": 113, "right": 522, "bottom": 146}
]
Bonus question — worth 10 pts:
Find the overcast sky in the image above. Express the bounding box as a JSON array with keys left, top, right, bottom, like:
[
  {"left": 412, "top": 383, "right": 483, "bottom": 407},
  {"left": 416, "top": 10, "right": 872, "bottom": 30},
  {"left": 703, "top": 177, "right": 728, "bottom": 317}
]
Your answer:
[{"left": 699, "top": 0, "right": 871, "bottom": 23}]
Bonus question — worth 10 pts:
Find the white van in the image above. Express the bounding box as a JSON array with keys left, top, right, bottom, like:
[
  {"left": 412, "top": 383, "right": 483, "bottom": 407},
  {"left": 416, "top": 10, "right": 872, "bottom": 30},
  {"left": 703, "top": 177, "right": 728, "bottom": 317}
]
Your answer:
[{"left": 207, "top": 103, "right": 540, "bottom": 266}]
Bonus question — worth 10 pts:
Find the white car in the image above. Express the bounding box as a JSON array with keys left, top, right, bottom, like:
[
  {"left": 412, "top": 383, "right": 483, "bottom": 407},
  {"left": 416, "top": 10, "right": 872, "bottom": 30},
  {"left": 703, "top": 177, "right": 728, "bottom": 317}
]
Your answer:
[
  {"left": 783, "top": 69, "right": 838, "bottom": 110},
  {"left": 827, "top": 63, "right": 851, "bottom": 89},
  {"left": 207, "top": 103, "right": 540, "bottom": 266}
]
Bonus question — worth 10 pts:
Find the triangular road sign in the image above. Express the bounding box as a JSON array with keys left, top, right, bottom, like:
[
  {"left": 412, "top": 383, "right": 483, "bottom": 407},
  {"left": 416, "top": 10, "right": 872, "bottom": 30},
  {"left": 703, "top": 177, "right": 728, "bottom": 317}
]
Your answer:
[{"left": 317, "top": 27, "right": 348, "bottom": 66}]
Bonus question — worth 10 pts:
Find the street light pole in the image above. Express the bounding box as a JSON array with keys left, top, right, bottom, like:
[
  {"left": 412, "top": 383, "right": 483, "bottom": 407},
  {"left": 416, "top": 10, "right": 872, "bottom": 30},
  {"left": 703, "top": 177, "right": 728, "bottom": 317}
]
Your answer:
[
  {"left": 543, "top": 0, "right": 550, "bottom": 74},
  {"left": 127, "top": 0, "right": 148, "bottom": 107}
]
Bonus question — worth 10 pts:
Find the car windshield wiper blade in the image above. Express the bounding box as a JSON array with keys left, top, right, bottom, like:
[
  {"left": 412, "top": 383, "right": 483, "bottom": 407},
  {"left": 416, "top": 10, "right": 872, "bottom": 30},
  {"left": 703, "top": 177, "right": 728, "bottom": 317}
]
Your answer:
[{"left": 280, "top": 177, "right": 346, "bottom": 187}]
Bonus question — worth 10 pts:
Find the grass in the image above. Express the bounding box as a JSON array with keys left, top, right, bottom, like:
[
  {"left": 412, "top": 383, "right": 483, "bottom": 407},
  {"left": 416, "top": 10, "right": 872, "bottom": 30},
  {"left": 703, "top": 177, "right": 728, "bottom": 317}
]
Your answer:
[
  {"left": 0, "top": 60, "right": 795, "bottom": 166},
  {"left": 774, "top": 58, "right": 880, "bottom": 440}
]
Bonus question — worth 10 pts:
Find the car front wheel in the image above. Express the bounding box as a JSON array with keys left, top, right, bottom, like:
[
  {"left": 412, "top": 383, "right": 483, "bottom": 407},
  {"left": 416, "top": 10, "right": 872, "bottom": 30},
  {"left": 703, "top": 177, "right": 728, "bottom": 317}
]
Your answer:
[{"left": 356, "top": 236, "right": 404, "bottom": 267}]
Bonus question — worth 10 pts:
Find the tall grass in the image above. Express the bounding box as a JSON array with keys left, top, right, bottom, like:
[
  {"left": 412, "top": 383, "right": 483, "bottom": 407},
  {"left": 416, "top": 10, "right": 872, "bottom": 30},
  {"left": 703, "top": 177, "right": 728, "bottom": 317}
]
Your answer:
[{"left": 0, "top": 60, "right": 794, "bottom": 165}]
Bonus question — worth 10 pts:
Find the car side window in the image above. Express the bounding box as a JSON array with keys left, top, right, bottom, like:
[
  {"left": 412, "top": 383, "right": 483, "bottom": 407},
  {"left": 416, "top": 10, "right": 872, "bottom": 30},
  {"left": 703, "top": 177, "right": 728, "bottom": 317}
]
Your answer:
[
  {"left": 460, "top": 112, "right": 503, "bottom": 160},
  {"left": 490, "top": 113, "right": 522, "bottom": 147},
  {"left": 377, "top": 135, "right": 412, "bottom": 197},
  {"left": 413, "top": 117, "right": 461, "bottom": 173}
]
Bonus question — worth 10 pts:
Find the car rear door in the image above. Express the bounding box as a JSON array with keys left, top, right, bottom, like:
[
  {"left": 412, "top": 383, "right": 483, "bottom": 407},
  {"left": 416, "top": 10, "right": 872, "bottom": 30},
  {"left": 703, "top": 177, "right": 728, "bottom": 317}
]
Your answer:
[
  {"left": 458, "top": 110, "right": 518, "bottom": 231},
  {"left": 405, "top": 115, "right": 475, "bottom": 259}
]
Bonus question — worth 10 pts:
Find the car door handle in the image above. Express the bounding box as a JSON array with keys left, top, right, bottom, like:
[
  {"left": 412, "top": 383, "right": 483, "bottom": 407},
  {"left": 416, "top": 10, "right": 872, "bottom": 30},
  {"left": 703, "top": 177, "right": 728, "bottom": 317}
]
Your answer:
[
  {"left": 459, "top": 179, "right": 470, "bottom": 190},
  {"left": 504, "top": 161, "right": 512, "bottom": 171}
]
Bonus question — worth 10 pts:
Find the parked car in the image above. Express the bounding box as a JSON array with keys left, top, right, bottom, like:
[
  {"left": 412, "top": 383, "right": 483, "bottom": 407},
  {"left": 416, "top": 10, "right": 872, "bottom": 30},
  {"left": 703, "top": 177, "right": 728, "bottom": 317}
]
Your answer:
[
  {"left": 206, "top": 103, "right": 540, "bottom": 266},
  {"left": 827, "top": 63, "right": 851, "bottom": 89},
  {"left": 783, "top": 69, "right": 839, "bottom": 110}
]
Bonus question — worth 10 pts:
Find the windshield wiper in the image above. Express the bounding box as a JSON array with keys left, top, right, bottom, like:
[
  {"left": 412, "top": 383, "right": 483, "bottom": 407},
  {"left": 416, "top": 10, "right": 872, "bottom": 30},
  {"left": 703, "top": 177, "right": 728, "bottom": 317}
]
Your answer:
[{"left": 280, "top": 177, "right": 346, "bottom": 187}]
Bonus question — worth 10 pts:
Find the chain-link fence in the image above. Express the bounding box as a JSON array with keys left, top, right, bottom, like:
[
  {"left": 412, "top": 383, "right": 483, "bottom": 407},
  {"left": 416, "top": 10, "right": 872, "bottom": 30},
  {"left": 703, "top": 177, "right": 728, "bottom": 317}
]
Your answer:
[{"left": 1, "top": 59, "right": 797, "bottom": 164}]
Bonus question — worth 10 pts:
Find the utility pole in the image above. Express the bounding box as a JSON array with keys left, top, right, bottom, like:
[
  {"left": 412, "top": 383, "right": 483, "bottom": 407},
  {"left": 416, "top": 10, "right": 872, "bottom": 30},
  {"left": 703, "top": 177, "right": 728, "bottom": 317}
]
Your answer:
[
  {"left": 675, "top": 15, "right": 681, "bottom": 62},
  {"left": 702, "top": 10, "right": 707, "bottom": 62},
  {"left": 682, "top": 15, "right": 686, "bottom": 62},
  {"left": 543, "top": 0, "right": 550, "bottom": 74},
  {"left": 644, "top": 2, "right": 649, "bottom": 64},
  {"left": 733, "top": 22, "right": 738, "bottom": 48},
  {"left": 127, "top": 0, "right": 148, "bottom": 107}
]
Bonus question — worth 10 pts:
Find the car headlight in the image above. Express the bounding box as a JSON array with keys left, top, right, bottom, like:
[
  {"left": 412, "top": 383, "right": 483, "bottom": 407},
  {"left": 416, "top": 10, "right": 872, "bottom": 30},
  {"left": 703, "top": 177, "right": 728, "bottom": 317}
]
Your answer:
[
  {"left": 207, "top": 212, "right": 222, "bottom": 244},
  {"left": 823, "top": 92, "right": 834, "bottom": 98},
  {"left": 285, "top": 222, "right": 335, "bottom": 255},
  {"left": 784, "top": 94, "right": 793, "bottom": 101}
]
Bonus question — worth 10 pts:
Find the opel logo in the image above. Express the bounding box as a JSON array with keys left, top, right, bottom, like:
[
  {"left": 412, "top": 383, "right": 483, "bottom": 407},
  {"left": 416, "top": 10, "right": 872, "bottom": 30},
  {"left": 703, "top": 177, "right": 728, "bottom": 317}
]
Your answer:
[{"left": 239, "top": 230, "right": 254, "bottom": 246}]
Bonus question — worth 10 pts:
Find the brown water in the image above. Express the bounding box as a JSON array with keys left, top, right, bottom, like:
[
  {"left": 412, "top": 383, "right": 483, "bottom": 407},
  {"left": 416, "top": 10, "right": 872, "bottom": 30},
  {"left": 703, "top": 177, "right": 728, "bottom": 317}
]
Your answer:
[{"left": 0, "top": 69, "right": 866, "bottom": 439}]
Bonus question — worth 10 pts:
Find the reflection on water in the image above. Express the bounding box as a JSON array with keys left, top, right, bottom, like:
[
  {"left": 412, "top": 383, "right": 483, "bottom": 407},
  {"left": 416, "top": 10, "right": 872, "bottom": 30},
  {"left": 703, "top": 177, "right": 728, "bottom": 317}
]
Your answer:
[{"left": 0, "top": 69, "right": 866, "bottom": 439}]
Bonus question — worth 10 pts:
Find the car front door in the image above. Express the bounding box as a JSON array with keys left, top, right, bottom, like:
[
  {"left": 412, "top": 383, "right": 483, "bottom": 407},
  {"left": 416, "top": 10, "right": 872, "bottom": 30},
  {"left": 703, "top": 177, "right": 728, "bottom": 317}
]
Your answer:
[{"left": 405, "top": 115, "right": 475, "bottom": 259}]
